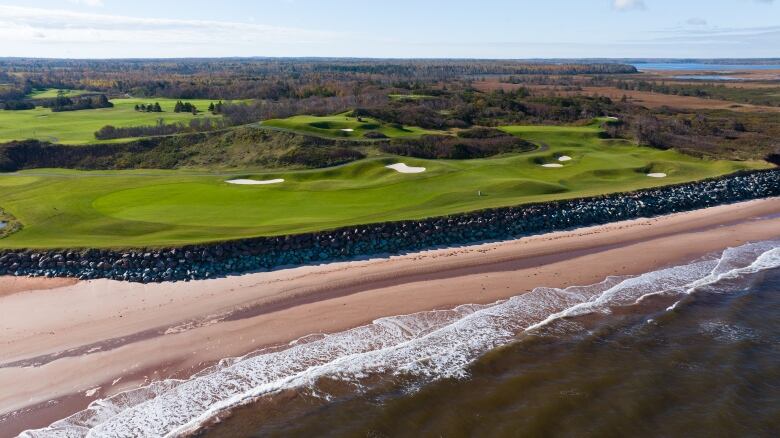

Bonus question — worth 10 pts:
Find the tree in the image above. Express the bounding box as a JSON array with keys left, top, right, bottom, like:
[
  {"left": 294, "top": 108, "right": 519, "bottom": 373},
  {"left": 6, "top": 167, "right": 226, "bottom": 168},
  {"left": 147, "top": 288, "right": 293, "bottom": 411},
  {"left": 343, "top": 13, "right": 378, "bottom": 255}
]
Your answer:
[
  {"left": 174, "top": 101, "right": 183, "bottom": 113},
  {"left": 154, "top": 102, "right": 162, "bottom": 112},
  {"left": 134, "top": 104, "right": 140, "bottom": 111},
  {"left": 208, "top": 102, "right": 215, "bottom": 113}
]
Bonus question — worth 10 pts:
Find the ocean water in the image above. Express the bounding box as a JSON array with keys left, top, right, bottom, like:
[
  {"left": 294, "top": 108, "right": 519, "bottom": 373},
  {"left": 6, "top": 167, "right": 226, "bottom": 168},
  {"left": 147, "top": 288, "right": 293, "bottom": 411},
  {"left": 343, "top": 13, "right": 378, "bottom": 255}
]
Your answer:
[
  {"left": 634, "top": 63, "right": 780, "bottom": 71},
  {"left": 21, "top": 240, "right": 780, "bottom": 437}
]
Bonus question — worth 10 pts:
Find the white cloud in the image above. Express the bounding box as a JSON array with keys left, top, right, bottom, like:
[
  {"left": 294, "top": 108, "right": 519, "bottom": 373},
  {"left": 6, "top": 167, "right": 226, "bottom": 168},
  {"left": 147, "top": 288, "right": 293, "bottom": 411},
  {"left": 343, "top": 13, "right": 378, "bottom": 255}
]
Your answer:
[
  {"left": 0, "top": 5, "right": 344, "bottom": 56},
  {"left": 613, "top": 0, "right": 646, "bottom": 11}
]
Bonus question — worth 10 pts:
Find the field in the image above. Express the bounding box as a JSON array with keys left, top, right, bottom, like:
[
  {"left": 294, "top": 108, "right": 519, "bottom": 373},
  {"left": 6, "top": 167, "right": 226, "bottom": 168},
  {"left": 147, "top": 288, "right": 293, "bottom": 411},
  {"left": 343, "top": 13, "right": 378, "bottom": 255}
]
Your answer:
[
  {"left": 26, "top": 88, "right": 89, "bottom": 99},
  {"left": 260, "top": 114, "right": 447, "bottom": 139},
  {"left": 0, "top": 121, "right": 767, "bottom": 249},
  {"left": 0, "top": 98, "right": 223, "bottom": 144}
]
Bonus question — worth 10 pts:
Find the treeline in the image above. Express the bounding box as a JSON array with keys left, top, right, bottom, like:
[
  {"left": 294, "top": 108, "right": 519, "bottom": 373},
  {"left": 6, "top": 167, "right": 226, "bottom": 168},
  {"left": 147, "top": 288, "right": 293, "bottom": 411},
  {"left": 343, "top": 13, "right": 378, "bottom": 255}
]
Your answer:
[
  {"left": 44, "top": 94, "right": 113, "bottom": 112},
  {"left": 606, "top": 79, "right": 780, "bottom": 107},
  {"left": 0, "top": 101, "right": 35, "bottom": 110},
  {"left": 0, "top": 58, "right": 636, "bottom": 101},
  {"left": 613, "top": 80, "right": 710, "bottom": 97},
  {"left": 351, "top": 89, "right": 617, "bottom": 130},
  {"left": 94, "top": 118, "right": 227, "bottom": 140},
  {"left": 600, "top": 106, "right": 780, "bottom": 161},
  {"left": 135, "top": 103, "right": 163, "bottom": 112}
]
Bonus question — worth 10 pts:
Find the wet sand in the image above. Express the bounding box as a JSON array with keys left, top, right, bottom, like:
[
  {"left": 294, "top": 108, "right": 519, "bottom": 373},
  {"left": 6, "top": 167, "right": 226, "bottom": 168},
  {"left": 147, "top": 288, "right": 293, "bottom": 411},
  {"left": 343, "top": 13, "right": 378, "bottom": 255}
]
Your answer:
[{"left": 1, "top": 198, "right": 779, "bottom": 435}]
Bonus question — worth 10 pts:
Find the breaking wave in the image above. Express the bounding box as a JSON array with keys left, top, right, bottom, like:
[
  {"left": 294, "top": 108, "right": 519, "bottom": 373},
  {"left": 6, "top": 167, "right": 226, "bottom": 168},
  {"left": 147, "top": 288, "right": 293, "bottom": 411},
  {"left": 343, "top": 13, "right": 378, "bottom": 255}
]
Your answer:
[{"left": 21, "top": 240, "right": 780, "bottom": 438}]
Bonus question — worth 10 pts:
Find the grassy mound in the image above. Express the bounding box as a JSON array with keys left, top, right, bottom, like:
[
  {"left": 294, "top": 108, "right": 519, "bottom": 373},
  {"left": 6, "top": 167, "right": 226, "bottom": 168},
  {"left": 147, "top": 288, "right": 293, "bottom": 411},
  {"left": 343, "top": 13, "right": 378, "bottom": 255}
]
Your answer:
[
  {"left": 261, "top": 114, "right": 447, "bottom": 139},
  {"left": 0, "top": 121, "right": 768, "bottom": 249}
]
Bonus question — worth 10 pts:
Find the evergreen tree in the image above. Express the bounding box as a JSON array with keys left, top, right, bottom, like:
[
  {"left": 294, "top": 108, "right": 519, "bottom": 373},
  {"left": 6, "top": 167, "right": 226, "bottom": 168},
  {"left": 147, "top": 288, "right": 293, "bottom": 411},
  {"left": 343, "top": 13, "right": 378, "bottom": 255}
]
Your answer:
[
  {"left": 154, "top": 102, "right": 162, "bottom": 112},
  {"left": 208, "top": 102, "right": 215, "bottom": 113},
  {"left": 174, "top": 101, "right": 183, "bottom": 113},
  {"left": 134, "top": 104, "right": 140, "bottom": 111}
]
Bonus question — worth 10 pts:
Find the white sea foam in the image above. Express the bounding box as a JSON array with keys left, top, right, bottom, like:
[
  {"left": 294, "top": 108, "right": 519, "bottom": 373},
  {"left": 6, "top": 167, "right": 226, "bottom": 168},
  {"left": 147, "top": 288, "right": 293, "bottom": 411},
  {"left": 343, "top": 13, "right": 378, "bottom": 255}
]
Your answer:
[{"left": 21, "top": 240, "right": 780, "bottom": 438}]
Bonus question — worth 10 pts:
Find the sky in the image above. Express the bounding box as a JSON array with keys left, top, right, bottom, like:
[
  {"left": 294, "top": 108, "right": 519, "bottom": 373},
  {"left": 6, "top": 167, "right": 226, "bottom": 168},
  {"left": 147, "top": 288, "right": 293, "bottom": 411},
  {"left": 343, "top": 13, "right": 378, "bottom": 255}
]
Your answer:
[{"left": 0, "top": 0, "right": 777, "bottom": 59}]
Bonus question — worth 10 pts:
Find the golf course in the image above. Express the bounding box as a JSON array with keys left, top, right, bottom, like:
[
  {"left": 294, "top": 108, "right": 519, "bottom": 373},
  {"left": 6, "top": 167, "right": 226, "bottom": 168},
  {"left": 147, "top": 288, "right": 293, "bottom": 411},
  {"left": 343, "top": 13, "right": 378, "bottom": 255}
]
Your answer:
[
  {"left": 0, "top": 96, "right": 223, "bottom": 144},
  {"left": 0, "top": 120, "right": 768, "bottom": 248},
  {"left": 261, "top": 113, "right": 447, "bottom": 139}
]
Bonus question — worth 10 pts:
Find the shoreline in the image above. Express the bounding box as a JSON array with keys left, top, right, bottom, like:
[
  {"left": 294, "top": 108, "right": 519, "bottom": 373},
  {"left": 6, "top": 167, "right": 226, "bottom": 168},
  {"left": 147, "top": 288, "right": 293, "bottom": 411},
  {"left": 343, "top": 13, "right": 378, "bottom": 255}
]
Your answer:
[{"left": 1, "top": 198, "right": 779, "bottom": 435}]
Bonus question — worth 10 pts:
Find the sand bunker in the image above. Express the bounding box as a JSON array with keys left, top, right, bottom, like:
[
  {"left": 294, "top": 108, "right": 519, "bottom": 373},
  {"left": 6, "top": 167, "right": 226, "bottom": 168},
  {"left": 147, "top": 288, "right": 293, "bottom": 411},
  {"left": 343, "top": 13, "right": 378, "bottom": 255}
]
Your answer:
[
  {"left": 647, "top": 173, "right": 667, "bottom": 178},
  {"left": 340, "top": 128, "right": 354, "bottom": 132},
  {"left": 226, "top": 178, "right": 285, "bottom": 185},
  {"left": 386, "top": 163, "right": 426, "bottom": 174},
  {"left": 541, "top": 164, "right": 564, "bottom": 168},
  {"left": 558, "top": 156, "right": 572, "bottom": 162}
]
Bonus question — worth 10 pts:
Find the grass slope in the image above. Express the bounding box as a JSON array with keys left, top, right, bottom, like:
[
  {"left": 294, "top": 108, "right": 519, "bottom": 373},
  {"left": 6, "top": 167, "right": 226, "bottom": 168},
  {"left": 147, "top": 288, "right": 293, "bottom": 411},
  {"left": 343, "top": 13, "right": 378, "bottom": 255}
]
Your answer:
[
  {"left": 26, "top": 88, "right": 89, "bottom": 99},
  {"left": 261, "top": 114, "right": 446, "bottom": 139},
  {"left": 0, "top": 121, "right": 768, "bottom": 249},
  {"left": 0, "top": 98, "right": 223, "bottom": 144}
]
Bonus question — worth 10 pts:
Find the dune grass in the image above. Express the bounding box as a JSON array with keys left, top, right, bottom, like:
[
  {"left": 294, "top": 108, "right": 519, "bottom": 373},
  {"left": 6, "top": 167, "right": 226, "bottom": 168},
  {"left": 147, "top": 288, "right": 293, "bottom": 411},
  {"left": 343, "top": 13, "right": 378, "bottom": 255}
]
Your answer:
[
  {"left": 0, "top": 120, "right": 768, "bottom": 249},
  {"left": 261, "top": 114, "right": 447, "bottom": 139},
  {"left": 0, "top": 98, "right": 224, "bottom": 144}
]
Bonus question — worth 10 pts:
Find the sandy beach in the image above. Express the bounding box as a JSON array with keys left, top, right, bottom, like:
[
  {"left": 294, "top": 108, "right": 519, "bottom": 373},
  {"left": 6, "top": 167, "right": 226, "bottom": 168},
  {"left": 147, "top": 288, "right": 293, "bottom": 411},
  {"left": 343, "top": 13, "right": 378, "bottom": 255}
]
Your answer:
[{"left": 1, "top": 197, "right": 779, "bottom": 435}]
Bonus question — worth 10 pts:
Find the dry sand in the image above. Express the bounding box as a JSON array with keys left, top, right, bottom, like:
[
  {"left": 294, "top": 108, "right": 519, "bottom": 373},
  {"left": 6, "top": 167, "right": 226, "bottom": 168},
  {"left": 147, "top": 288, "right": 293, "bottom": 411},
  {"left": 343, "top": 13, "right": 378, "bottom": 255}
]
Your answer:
[
  {"left": 225, "top": 178, "right": 284, "bottom": 185},
  {"left": 1, "top": 198, "right": 779, "bottom": 435},
  {"left": 386, "top": 163, "right": 426, "bottom": 173}
]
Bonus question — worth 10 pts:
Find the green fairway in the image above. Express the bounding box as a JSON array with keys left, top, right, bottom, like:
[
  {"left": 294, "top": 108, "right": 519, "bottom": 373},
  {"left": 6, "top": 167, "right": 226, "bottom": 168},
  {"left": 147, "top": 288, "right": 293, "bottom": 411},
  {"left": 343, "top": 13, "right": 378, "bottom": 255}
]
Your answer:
[
  {"left": 26, "top": 88, "right": 89, "bottom": 99},
  {"left": 0, "top": 98, "right": 223, "bottom": 144},
  {"left": 0, "top": 121, "right": 768, "bottom": 249},
  {"left": 261, "top": 114, "right": 447, "bottom": 139}
]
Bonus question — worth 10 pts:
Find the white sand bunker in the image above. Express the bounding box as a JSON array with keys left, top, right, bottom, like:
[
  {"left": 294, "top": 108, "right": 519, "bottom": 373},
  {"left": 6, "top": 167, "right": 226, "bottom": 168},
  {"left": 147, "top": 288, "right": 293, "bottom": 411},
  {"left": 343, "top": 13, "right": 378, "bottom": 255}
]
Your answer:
[
  {"left": 558, "top": 155, "right": 572, "bottom": 162},
  {"left": 386, "top": 163, "right": 426, "bottom": 173},
  {"left": 647, "top": 173, "right": 667, "bottom": 178},
  {"left": 340, "top": 128, "right": 354, "bottom": 132},
  {"left": 226, "top": 178, "right": 285, "bottom": 185},
  {"left": 541, "top": 163, "right": 564, "bottom": 168}
]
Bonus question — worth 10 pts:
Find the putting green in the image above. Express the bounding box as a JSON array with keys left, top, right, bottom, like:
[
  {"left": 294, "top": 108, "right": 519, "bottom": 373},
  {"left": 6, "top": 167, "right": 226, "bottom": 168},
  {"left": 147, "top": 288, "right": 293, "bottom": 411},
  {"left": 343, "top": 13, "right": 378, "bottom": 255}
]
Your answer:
[
  {"left": 0, "top": 121, "right": 768, "bottom": 249},
  {"left": 261, "top": 114, "right": 447, "bottom": 139},
  {"left": 0, "top": 97, "right": 224, "bottom": 144}
]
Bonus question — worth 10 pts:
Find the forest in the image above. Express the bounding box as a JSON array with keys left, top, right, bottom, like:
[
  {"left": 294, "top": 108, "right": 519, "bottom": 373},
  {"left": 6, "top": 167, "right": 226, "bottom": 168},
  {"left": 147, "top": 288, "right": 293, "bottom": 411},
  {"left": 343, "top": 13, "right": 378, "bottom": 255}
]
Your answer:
[{"left": 0, "top": 58, "right": 777, "bottom": 163}]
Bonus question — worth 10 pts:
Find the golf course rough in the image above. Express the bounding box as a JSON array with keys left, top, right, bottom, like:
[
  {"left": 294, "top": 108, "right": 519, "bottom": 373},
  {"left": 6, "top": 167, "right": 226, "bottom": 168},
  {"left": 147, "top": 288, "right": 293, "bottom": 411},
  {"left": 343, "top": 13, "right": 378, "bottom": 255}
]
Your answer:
[{"left": 0, "top": 120, "right": 770, "bottom": 249}]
